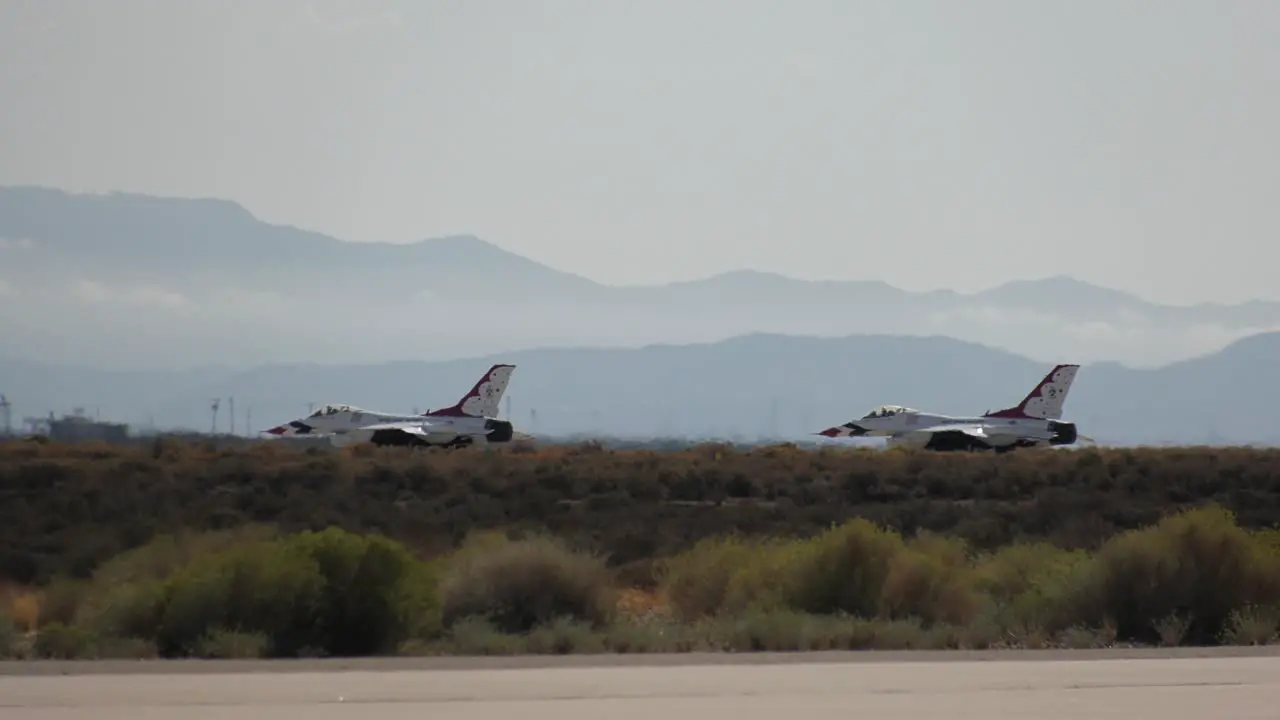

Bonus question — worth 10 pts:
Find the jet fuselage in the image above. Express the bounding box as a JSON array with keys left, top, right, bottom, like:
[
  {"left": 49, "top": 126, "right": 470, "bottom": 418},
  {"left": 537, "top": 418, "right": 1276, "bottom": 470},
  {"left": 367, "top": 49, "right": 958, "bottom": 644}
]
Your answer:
[{"left": 843, "top": 409, "right": 1077, "bottom": 451}]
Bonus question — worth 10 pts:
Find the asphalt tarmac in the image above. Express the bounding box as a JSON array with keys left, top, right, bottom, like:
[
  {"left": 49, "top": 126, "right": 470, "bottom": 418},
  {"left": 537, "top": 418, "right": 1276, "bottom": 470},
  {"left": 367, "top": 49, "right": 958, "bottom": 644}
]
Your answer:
[{"left": 3, "top": 648, "right": 1278, "bottom": 719}]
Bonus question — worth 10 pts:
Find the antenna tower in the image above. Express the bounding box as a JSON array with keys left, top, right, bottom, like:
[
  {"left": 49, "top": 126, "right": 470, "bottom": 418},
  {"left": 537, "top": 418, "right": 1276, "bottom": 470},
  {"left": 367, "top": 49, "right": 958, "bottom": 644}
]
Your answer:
[
  {"left": 210, "top": 398, "right": 220, "bottom": 435},
  {"left": 0, "top": 394, "right": 11, "bottom": 437}
]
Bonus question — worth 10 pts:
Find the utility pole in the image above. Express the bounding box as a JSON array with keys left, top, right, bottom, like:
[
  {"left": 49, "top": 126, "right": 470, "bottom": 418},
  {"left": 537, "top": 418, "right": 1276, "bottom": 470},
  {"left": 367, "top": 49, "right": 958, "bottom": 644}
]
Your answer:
[{"left": 0, "top": 394, "right": 11, "bottom": 438}]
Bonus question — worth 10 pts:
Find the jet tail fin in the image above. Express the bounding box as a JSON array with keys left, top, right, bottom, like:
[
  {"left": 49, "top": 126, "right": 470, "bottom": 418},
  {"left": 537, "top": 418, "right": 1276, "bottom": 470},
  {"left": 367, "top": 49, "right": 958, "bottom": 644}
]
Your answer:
[
  {"left": 984, "top": 364, "right": 1080, "bottom": 421},
  {"left": 423, "top": 364, "right": 516, "bottom": 419}
]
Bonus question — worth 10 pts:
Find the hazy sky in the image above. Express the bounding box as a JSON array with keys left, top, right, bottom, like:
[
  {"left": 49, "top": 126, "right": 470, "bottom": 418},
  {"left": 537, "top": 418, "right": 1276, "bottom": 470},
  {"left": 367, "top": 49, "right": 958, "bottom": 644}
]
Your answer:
[{"left": 2, "top": 0, "right": 1277, "bottom": 304}]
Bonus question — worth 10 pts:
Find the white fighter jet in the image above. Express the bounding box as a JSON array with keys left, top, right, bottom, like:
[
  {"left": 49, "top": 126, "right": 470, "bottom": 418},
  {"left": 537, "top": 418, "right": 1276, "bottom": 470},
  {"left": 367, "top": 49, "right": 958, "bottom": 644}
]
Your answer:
[
  {"left": 261, "top": 363, "right": 526, "bottom": 449},
  {"left": 815, "top": 364, "right": 1087, "bottom": 452}
]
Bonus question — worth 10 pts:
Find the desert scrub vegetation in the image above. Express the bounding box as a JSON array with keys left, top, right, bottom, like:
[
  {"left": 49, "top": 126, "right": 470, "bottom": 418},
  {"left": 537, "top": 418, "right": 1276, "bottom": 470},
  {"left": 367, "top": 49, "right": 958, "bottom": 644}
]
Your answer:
[
  {"left": 1, "top": 505, "right": 1278, "bottom": 659},
  {"left": 2, "top": 438, "right": 1280, "bottom": 585},
  {"left": 10, "top": 526, "right": 441, "bottom": 659}
]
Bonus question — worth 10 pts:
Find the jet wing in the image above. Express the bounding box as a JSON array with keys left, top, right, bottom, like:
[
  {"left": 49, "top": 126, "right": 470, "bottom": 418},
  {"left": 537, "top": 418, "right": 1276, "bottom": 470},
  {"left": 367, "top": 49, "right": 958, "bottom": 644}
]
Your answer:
[
  {"left": 357, "top": 421, "right": 435, "bottom": 435},
  {"left": 354, "top": 420, "right": 490, "bottom": 440},
  {"left": 912, "top": 423, "right": 1054, "bottom": 443}
]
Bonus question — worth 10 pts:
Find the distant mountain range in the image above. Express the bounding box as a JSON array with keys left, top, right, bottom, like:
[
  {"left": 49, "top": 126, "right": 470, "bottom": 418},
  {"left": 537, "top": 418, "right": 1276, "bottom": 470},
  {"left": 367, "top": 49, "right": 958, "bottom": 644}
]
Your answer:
[
  {"left": 3, "top": 330, "right": 1277, "bottom": 446},
  {"left": 1, "top": 185, "right": 1278, "bottom": 369}
]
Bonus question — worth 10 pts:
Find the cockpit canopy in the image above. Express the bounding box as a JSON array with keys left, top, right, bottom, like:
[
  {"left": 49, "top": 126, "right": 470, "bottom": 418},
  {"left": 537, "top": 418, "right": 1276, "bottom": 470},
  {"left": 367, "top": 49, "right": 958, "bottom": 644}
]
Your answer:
[
  {"left": 861, "top": 404, "right": 918, "bottom": 420},
  {"left": 307, "top": 403, "right": 361, "bottom": 418}
]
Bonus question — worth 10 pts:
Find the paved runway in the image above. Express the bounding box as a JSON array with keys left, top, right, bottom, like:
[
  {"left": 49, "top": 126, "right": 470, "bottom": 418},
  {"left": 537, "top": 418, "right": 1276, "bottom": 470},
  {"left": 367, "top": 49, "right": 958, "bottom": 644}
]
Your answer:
[{"left": 3, "top": 649, "right": 1279, "bottom": 719}]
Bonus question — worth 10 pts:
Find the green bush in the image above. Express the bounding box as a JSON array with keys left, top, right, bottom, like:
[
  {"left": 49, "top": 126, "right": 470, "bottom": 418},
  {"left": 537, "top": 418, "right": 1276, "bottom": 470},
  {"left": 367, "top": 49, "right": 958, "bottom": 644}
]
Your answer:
[
  {"left": 659, "top": 520, "right": 983, "bottom": 628},
  {"left": 152, "top": 528, "right": 440, "bottom": 657},
  {"left": 658, "top": 536, "right": 786, "bottom": 620},
  {"left": 155, "top": 536, "right": 325, "bottom": 656},
  {"left": 0, "top": 609, "right": 16, "bottom": 658},
  {"left": 285, "top": 528, "right": 441, "bottom": 655},
  {"left": 1063, "top": 505, "right": 1280, "bottom": 644},
  {"left": 8, "top": 503, "right": 1280, "bottom": 658},
  {"left": 24, "top": 526, "right": 442, "bottom": 659},
  {"left": 878, "top": 533, "right": 980, "bottom": 625},
  {"left": 972, "top": 541, "right": 1092, "bottom": 636},
  {"left": 193, "top": 629, "right": 271, "bottom": 659},
  {"left": 10, "top": 439, "right": 1280, "bottom": 587},
  {"left": 439, "top": 534, "right": 615, "bottom": 634},
  {"left": 33, "top": 622, "right": 98, "bottom": 659},
  {"left": 785, "top": 518, "right": 906, "bottom": 617}
]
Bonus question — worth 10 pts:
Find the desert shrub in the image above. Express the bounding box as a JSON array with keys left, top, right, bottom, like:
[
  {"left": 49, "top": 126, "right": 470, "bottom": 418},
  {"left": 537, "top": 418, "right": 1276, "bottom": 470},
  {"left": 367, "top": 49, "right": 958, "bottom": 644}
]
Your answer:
[
  {"left": 90, "top": 526, "right": 281, "bottom": 588},
  {"left": 87, "top": 525, "right": 442, "bottom": 653},
  {"left": 3, "top": 585, "right": 40, "bottom": 632},
  {"left": 525, "top": 617, "right": 608, "bottom": 654},
  {"left": 32, "top": 622, "right": 98, "bottom": 659},
  {"left": 75, "top": 579, "right": 166, "bottom": 640},
  {"left": 10, "top": 440, "right": 1280, "bottom": 655},
  {"left": 154, "top": 537, "right": 324, "bottom": 657},
  {"left": 1062, "top": 505, "right": 1280, "bottom": 644},
  {"left": 439, "top": 534, "right": 614, "bottom": 634},
  {"left": 658, "top": 536, "right": 787, "bottom": 620},
  {"left": 48, "top": 533, "right": 263, "bottom": 641},
  {"left": 8, "top": 440, "right": 1280, "bottom": 586},
  {"left": 879, "top": 533, "right": 980, "bottom": 625},
  {"left": 37, "top": 578, "right": 88, "bottom": 628},
  {"left": 700, "top": 608, "right": 861, "bottom": 652},
  {"left": 285, "top": 527, "right": 442, "bottom": 655},
  {"left": 971, "top": 541, "right": 1092, "bottom": 635},
  {"left": 1220, "top": 604, "right": 1280, "bottom": 646},
  {"left": 718, "top": 539, "right": 813, "bottom": 616},
  {"left": 1254, "top": 528, "right": 1280, "bottom": 555},
  {"left": 437, "top": 616, "right": 526, "bottom": 655},
  {"left": 193, "top": 629, "right": 271, "bottom": 659},
  {"left": 94, "top": 635, "right": 159, "bottom": 659},
  {"left": 665, "top": 522, "right": 984, "bottom": 627},
  {"left": 0, "top": 609, "right": 16, "bottom": 658},
  {"left": 785, "top": 518, "right": 906, "bottom": 618}
]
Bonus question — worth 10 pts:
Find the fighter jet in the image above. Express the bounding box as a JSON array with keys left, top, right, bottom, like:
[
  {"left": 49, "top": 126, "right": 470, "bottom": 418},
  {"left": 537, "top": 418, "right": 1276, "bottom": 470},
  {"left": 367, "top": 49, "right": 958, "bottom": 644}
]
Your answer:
[
  {"left": 815, "top": 364, "right": 1087, "bottom": 453},
  {"left": 261, "top": 363, "right": 527, "bottom": 449}
]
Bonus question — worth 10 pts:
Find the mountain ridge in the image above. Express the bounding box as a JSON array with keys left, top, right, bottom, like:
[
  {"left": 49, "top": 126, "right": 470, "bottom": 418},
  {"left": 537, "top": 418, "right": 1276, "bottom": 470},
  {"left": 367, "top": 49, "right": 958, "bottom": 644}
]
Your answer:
[
  {"left": 0, "top": 185, "right": 1260, "bottom": 304},
  {"left": 2, "top": 185, "right": 1277, "bottom": 369}
]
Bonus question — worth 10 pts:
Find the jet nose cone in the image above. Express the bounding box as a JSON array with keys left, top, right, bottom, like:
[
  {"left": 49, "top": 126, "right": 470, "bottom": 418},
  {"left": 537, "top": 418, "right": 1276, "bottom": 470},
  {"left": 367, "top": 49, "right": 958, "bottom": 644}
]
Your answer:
[
  {"left": 815, "top": 423, "right": 868, "bottom": 438},
  {"left": 262, "top": 420, "right": 314, "bottom": 436}
]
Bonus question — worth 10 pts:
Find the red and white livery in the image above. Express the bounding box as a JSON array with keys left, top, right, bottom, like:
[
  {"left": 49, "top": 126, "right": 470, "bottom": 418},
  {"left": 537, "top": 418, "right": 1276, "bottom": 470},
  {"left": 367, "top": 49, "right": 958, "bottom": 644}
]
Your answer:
[
  {"left": 815, "top": 364, "right": 1087, "bottom": 452},
  {"left": 262, "top": 363, "right": 526, "bottom": 449}
]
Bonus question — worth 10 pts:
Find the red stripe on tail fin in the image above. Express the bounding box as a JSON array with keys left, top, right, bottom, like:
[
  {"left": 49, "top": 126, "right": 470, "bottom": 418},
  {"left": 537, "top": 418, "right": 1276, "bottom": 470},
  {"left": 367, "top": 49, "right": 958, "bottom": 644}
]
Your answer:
[
  {"left": 423, "top": 364, "right": 516, "bottom": 419},
  {"left": 983, "top": 364, "right": 1080, "bottom": 421}
]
